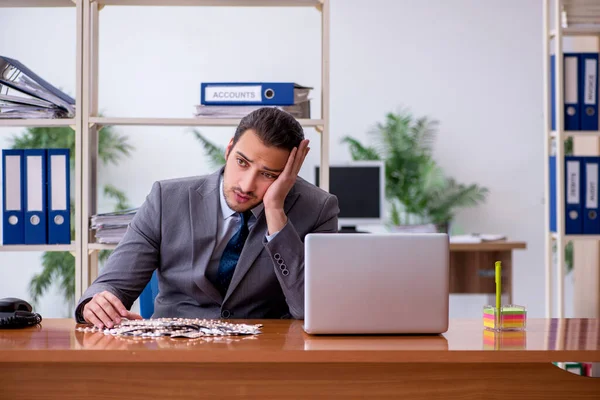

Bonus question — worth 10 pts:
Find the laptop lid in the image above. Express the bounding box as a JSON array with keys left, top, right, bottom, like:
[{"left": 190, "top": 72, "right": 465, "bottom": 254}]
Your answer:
[{"left": 303, "top": 233, "right": 449, "bottom": 335}]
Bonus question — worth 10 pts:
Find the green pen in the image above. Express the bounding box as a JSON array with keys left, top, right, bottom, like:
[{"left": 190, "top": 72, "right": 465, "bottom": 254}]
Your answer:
[{"left": 495, "top": 261, "right": 502, "bottom": 328}]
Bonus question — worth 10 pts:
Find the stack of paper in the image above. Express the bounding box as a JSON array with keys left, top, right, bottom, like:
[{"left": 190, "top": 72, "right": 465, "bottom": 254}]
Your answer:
[
  {"left": 90, "top": 208, "right": 138, "bottom": 244},
  {"left": 0, "top": 56, "right": 75, "bottom": 119},
  {"left": 449, "top": 234, "right": 507, "bottom": 244},
  {"left": 194, "top": 101, "right": 310, "bottom": 119}
]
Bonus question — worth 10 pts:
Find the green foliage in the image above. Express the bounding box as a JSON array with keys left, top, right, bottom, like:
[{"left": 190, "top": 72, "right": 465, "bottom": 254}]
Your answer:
[
  {"left": 9, "top": 125, "right": 133, "bottom": 307},
  {"left": 342, "top": 109, "right": 489, "bottom": 227},
  {"left": 190, "top": 129, "right": 226, "bottom": 167},
  {"left": 565, "top": 241, "right": 573, "bottom": 273}
]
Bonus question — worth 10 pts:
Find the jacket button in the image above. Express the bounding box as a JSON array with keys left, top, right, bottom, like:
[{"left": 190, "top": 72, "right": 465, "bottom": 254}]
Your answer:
[
  {"left": 274, "top": 253, "right": 281, "bottom": 260},
  {"left": 282, "top": 269, "right": 290, "bottom": 276},
  {"left": 221, "top": 310, "right": 231, "bottom": 318}
]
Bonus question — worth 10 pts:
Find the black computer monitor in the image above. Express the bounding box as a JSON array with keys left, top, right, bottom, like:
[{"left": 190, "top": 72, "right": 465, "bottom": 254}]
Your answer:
[{"left": 315, "top": 161, "right": 385, "bottom": 233}]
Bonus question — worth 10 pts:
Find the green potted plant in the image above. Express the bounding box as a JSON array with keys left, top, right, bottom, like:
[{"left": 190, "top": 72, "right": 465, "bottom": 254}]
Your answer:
[
  {"left": 9, "top": 124, "right": 133, "bottom": 311},
  {"left": 341, "top": 109, "right": 489, "bottom": 233}
]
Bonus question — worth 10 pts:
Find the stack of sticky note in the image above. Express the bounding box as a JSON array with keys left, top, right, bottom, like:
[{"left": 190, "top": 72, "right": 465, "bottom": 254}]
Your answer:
[
  {"left": 483, "top": 329, "right": 527, "bottom": 350},
  {"left": 483, "top": 305, "right": 526, "bottom": 331}
]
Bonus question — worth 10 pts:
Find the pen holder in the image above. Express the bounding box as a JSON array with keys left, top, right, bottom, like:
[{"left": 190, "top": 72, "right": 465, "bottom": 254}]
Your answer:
[{"left": 483, "top": 305, "right": 527, "bottom": 331}]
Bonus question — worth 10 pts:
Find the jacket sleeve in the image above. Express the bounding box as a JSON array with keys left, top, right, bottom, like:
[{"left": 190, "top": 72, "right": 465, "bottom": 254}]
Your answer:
[
  {"left": 262, "top": 194, "right": 339, "bottom": 319},
  {"left": 74, "top": 182, "right": 162, "bottom": 322}
]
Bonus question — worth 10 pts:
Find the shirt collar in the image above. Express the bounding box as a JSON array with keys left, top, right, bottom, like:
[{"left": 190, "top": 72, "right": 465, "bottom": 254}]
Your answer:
[{"left": 219, "top": 173, "right": 263, "bottom": 220}]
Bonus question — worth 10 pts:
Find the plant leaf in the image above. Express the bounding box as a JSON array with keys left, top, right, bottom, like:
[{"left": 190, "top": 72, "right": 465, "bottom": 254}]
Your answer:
[
  {"left": 339, "top": 136, "right": 380, "bottom": 161},
  {"left": 190, "top": 129, "right": 226, "bottom": 167}
]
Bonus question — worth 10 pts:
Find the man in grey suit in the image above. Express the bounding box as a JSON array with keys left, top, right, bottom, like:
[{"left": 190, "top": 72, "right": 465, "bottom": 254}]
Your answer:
[{"left": 75, "top": 107, "right": 339, "bottom": 328}]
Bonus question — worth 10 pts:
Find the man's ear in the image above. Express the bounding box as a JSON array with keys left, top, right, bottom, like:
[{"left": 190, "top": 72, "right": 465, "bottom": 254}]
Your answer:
[{"left": 225, "top": 138, "right": 234, "bottom": 159}]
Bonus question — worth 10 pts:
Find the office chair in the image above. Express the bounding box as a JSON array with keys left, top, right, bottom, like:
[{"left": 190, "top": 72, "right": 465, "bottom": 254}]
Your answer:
[{"left": 139, "top": 270, "right": 159, "bottom": 319}]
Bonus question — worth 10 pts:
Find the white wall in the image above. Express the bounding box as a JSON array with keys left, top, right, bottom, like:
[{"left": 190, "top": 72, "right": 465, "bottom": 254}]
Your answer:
[{"left": 1, "top": 0, "right": 559, "bottom": 318}]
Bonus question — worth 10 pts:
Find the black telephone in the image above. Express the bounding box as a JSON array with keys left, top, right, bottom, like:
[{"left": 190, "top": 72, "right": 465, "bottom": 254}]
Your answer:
[{"left": 0, "top": 297, "right": 42, "bottom": 329}]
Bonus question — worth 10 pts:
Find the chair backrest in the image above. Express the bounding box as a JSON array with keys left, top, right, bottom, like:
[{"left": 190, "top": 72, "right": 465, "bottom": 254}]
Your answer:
[{"left": 139, "top": 270, "right": 159, "bottom": 319}]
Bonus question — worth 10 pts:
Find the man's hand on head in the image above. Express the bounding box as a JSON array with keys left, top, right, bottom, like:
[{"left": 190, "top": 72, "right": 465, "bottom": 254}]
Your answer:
[
  {"left": 82, "top": 291, "right": 142, "bottom": 329},
  {"left": 262, "top": 139, "right": 310, "bottom": 235}
]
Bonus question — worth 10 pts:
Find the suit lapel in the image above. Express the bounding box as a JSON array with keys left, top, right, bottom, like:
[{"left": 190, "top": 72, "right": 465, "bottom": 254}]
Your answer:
[
  {"left": 190, "top": 170, "right": 223, "bottom": 305},
  {"left": 224, "top": 188, "right": 301, "bottom": 301}
]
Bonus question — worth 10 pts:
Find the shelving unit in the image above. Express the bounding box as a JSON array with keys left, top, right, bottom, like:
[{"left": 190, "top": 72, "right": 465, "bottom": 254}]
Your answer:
[
  {"left": 79, "top": 0, "right": 331, "bottom": 296},
  {"left": 0, "top": 243, "right": 77, "bottom": 253},
  {"left": 0, "top": 0, "right": 84, "bottom": 297},
  {"left": 543, "top": 0, "right": 600, "bottom": 318},
  {"left": 0, "top": 119, "right": 77, "bottom": 127},
  {"left": 89, "top": 117, "right": 326, "bottom": 127}
]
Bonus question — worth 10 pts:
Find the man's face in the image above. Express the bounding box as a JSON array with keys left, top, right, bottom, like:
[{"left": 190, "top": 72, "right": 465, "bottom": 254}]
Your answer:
[{"left": 223, "top": 129, "right": 290, "bottom": 212}]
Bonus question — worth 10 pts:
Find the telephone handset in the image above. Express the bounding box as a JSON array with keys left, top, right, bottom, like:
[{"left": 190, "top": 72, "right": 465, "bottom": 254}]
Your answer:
[{"left": 0, "top": 297, "right": 42, "bottom": 329}]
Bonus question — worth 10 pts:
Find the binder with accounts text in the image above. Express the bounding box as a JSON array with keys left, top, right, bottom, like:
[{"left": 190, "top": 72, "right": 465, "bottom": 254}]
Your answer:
[
  {"left": 200, "top": 82, "right": 312, "bottom": 106},
  {"left": 551, "top": 53, "right": 581, "bottom": 131},
  {"left": 580, "top": 53, "right": 599, "bottom": 131},
  {"left": 583, "top": 157, "right": 600, "bottom": 234},
  {"left": 2, "top": 149, "right": 25, "bottom": 244},
  {"left": 47, "top": 149, "right": 70, "bottom": 244},
  {"left": 23, "top": 149, "right": 47, "bottom": 244}
]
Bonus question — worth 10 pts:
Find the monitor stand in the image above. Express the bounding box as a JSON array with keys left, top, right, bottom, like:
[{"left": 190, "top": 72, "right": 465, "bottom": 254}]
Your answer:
[{"left": 339, "top": 225, "right": 369, "bottom": 234}]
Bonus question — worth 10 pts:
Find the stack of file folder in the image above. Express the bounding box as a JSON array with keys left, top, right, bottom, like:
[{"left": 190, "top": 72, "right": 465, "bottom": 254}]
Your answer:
[
  {"left": 90, "top": 208, "right": 138, "bottom": 244},
  {"left": 0, "top": 56, "right": 75, "bottom": 119},
  {"left": 195, "top": 82, "right": 311, "bottom": 119},
  {"left": 2, "top": 148, "right": 71, "bottom": 245}
]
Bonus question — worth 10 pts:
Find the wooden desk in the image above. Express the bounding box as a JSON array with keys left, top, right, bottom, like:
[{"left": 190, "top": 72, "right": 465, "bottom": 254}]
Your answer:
[
  {"left": 0, "top": 318, "right": 598, "bottom": 399},
  {"left": 450, "top": 241, "right": 527, "bottom": 304}
]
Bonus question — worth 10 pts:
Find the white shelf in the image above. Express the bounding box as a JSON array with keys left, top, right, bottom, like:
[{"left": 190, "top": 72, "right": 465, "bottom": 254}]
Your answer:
[
  {"left": 563, "top": 0, "right": 600, "bottom": 30},
  {"left": 0, "top": 119, "right": 76, "bottom": 128},
  {"left": 551, "top": 232, "right": 600, "bottom": 241},
  {"left": 550, "top": 27, "right": 600, "bottom": 37},
  {"left": 90, "top": 117, "right": 325, "bottom": 128},
  {"left": 0, "top": 243, "right": 77, "bottom": 252},
  {"left": 88, "top": 243, "right": 117, "bottom": 251},
  {"left": 548, "top": 0, "right": 600, "bottom": 37},
  {"left": 550, "top": 130, "right": 600, "bottom": 138},
  {"left": 0, "top": 0, "right": 74, "bottom": 7},
  {"left": 98, "top": 0, "right": 322, "bottom": 7}
]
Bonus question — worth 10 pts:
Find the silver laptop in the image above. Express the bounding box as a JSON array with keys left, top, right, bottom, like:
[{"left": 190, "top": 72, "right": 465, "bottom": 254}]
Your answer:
[{"left": 303, "top": 233, "right": 449, "bottom": 335}]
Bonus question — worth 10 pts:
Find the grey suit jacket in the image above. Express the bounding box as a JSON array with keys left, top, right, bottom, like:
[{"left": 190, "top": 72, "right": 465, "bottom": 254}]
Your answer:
[{"left": 75, "top": 169, "right": 339, "bottom": 322}]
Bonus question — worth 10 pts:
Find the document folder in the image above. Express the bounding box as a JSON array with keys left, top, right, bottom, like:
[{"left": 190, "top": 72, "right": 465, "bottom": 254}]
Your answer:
[
  {"left": 580, "top": 53, "right": 599, "bottom": 131},
  {"left": 47, "top": 149, "right": 70, "bottom": 244},
  {"left": 565, "top": 156, "right": 583, "bottom": 234},
  {"left": 200, "top": 82, "right": 311, "bottom": 106},
  {"left": 549, "top": 155, "right": 583, "bottom": 234},
  {"left": 551, "top": 54, "right": 581, "bottom": 131},
  {"left": 23, "top": 149, "right": 47, "bottom": 244},
  {"left": 2, "top": 149, "right": 25, "bottom": 245},
  {"left": 550, "top": 156, "right": 557, "bottom": 232},
  {"left": 583, "top": 157, "right": 600, "bottom": 234}
]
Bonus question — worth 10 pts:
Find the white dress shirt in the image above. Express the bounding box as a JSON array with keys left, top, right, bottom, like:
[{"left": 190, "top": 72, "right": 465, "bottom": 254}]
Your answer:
[{"left": 204, "top": 174, "right": 278, "bottom": 286}]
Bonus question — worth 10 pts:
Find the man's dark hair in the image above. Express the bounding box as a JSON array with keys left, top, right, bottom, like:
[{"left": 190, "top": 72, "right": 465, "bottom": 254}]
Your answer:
[{"left": 232, "top": 107, "right": 304, "bottom": 151}]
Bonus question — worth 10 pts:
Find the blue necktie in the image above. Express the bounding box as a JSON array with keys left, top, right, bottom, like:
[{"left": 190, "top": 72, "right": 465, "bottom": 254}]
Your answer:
[{"left": 216, "top": 211, "right": 251, "bottom": 295}]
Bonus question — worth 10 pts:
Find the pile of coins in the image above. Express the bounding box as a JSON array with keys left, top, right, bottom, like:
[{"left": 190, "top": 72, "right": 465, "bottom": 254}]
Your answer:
[{"left": 76, "top": 318, "right": 263, "bottom": 339}]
